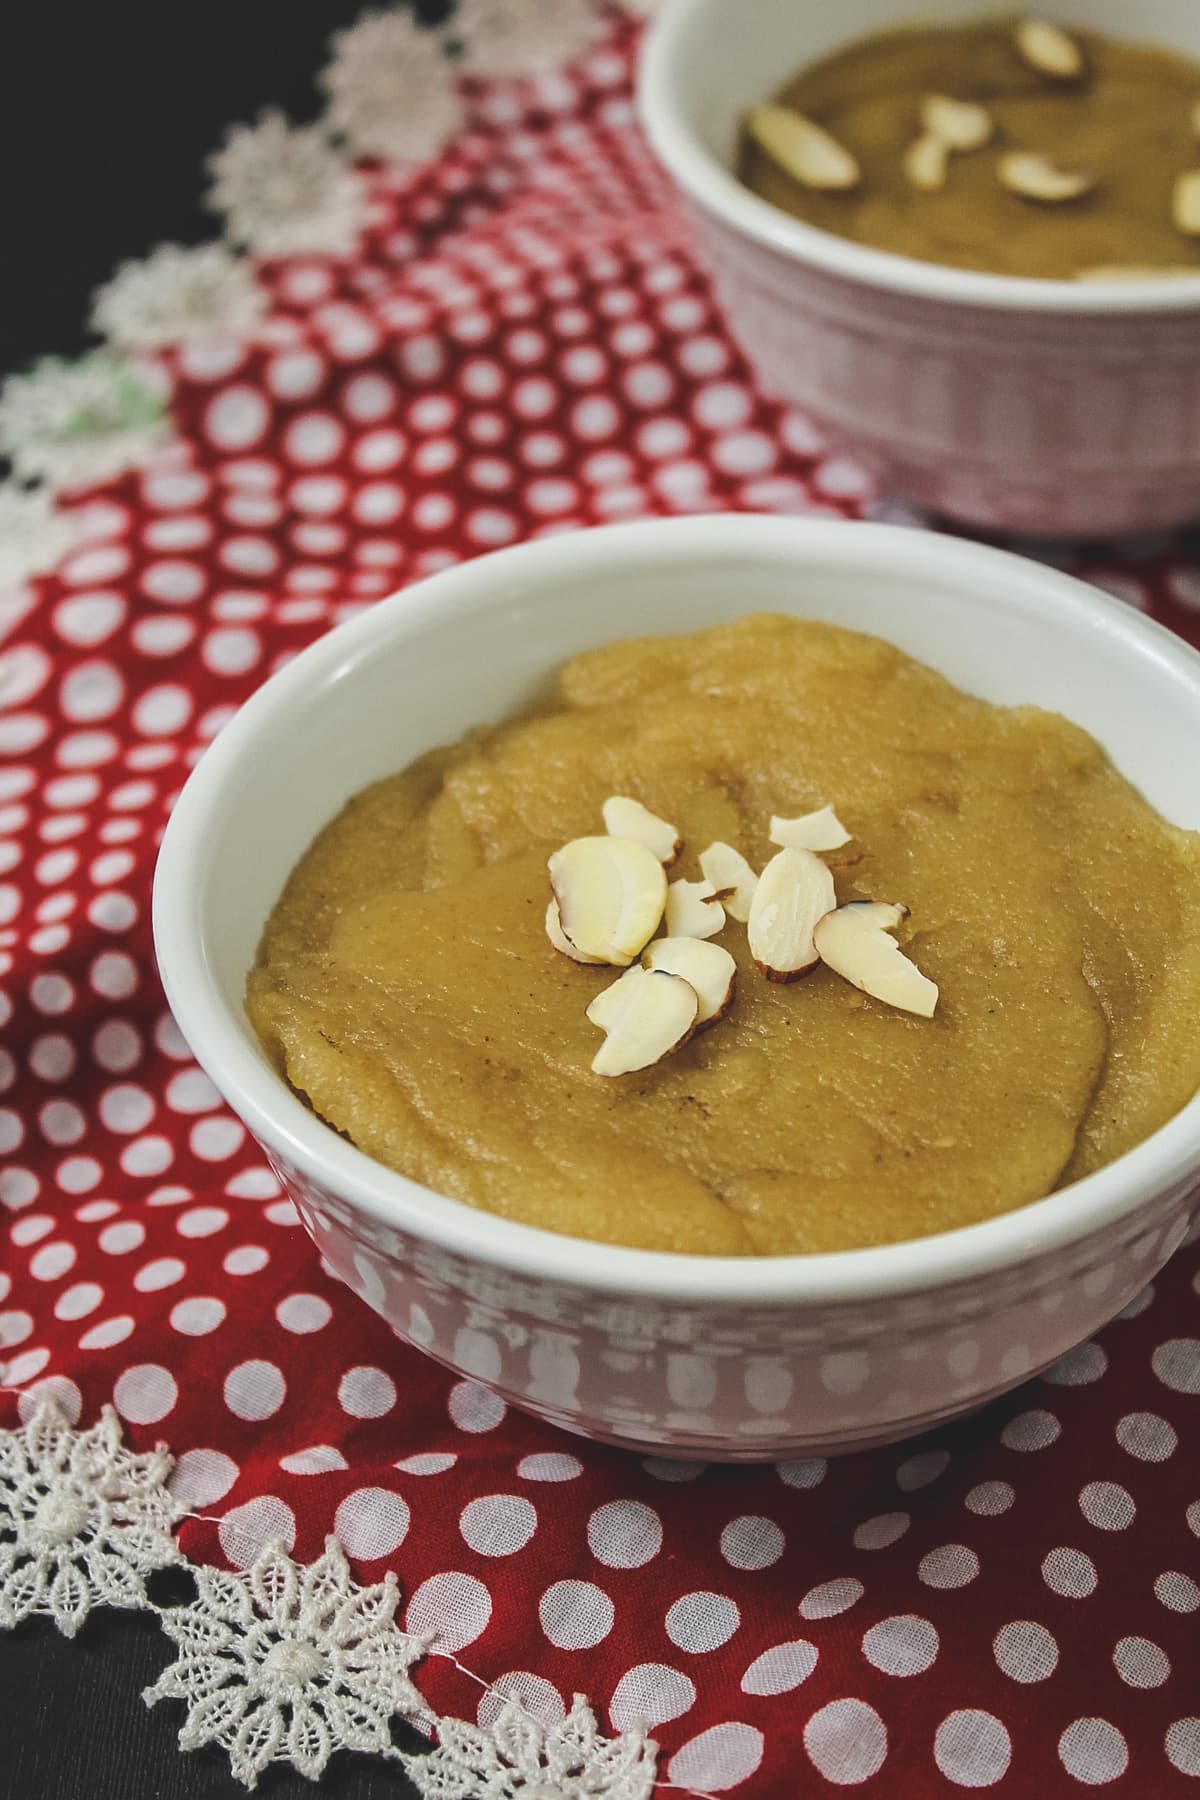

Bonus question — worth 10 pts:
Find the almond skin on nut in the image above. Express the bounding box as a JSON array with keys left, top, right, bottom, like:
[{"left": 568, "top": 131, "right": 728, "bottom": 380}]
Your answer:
[
  {"left": 545, "top": 898, "right": 606, "bottom": 964},
  {"left": 699, "top": 841, "right": 759, "bottom": 922},
  {"left": 548, "top": 835, "right": 667, "bottom": 967},
  {"left": 587, "top": 965, "right": 700, "bottom": 1077},
  {"left": 664, "top": 877, "right": 726, "bottom": 940},
  {"left": 602, "top": 795, "right": 682, "bottom": 865},
  {"left": 813, "top": 900, "right": 939, "bottom": 1017},
  {"left": 747, "top": 846, "right": 836, "bottom": 982}
]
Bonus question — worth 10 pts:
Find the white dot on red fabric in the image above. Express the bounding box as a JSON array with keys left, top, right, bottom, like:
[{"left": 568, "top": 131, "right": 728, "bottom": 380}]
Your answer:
[
  {"left": 164, "top": 1069, "right": 220, "bottom": 1114},
  {"left": 225, "top": 1165, "right": 279, "bottom": 1199},
  {"left": 219, "top": 1496, "right": 296, "bottom": 1570},
  {"left": 476, "top": 1673, "right": 564, "bottom": 1732},
  {"left": 280, "top": 1445, "right": 348, "bottom": 1475},
  {"left": 1042, "top": 1547, "right": 1098, "bottom": 1598},
  {"left": 202, "top": 627, "right": 262, "bottom": 678},
  {"left": 538, "top": 1579, "right": 613, "bottom": 1650},
  {"left": 460, "top": 1493, "right": 538, "bottom": 1557},
  {"left": 666, "top": 1592, "right": 740, "bottom": 1654},
  {"left": 98, "top": 1085, "right": 155, "bottom": 1136},
  {"left": 0, "top": 1166, "right": 37, "bottom": 1211},
  {"left": 853, "top": 1512, "right": 910, "bottom": 1551},
  {"left": 75, "top": 1200, "right": 119, "bottom": 1222},
  {"left": 517, "top": 1453, "right": 582, "bottom": 1482},
  {"left": 290, "top": 475, "right": 348, "bottom": 515},
  {"left": 190, "top": 1117, "right": 246, "bottom": 1161},
  {"left": 120, "top": 1137, "right": 173, "bottom": 1177},
  {"left": 54, "top": 592, "right": 127, "bottom": 647},
  {"left": 919, "top": 1544, "right": 980, "bottom": 1589},
  {"left": 0, "top": 715, "right": 48, "bottom": 755},
  {"left": 205, "top": 387, "right": 270, "bottom": 452},
  {"left": 141, "top": 559, "right": 206, "bottom": 606},
  {"left": 588, "top": 1500, "right": 662, "bottom": 1570},
  {"left": 1116, "top": 1411, "right": 1177, "bottom": 1462},
  {"left": 285, "top": 412, "right": 346, "bottom": 466},
  {"left": 719, "top": 1515, "right": 784, "bottom": 1570},
  {"left": 143, "top": 470, "right": 210, "bottom": 508},
  {"left": 170, "top": 1448, "right": 240, "bottom": 1507},
  {"left": 264, "top": 1199, "right": 299, "bottom": 1226},
  {"left": 275, "top": 1293, "right": 332, "bottom": 1334},
  {"left": 220, "top": 536, "right": 279, "bottom": 578},
  {"left": 55, "top": 1282, "right": 104, "bottom": 1320},
  {"left": 60, "top": 660, "right": 125, "bottom": 724},
  {"left": 1044, "top": 1341, "right": 1108, "bottom": 1386},
  {"left": 4, "top": 1349, "right": 51, "bottom": 1384},
  {"left": 29, "top": 1239, "right": 76, "bottom": 1281},
  {"left": 334, "top": 1487, "right": 411, "bottom": 1559},
  {"left": 0, "top": 1111, "right": 24, "bottom": 1155},
  {"left": 800, "top": 1577, "right": 863, "bottom": 1620},
  {"left": 354, "top": 430, "right": 406, "bottom": 473},
  {"left": 11, "top": 1214, "right": 54, "bottom": 1247},
  {"left": 405, "top": 1572, "right": 492, "bottom": 1651},
  {"left": 609, "top": 1663, "right": 697, "bottom": 1733},
  {"left": 79, "top": 1315, "right": 135, "bottom": 1351},
  {"left": 170, "top": 1297, "right": 226, "bottom": 1336},
  {"left": 62, "top": 543, "right": 131, "bottom": 585},
  {"left": 394, "top": 1450, "right": 456, "bottom": 1477},
  {"left": 1113, "top": 1635, "right": 1170, "bottom": 1689},
  {"left": 1001, "top": 1409, "right": 1061, "bottom": 1452},
  {"left": 1153, "top": 1338, "right": 1200, "bottom": 1393},
  {"left": 93, "top": 1020, "right": 143, "bottom": 1073},
  {"left": 143, "top": 515, "right": 212, "bottom": 552},
  {"left": 447, "top": 1380, "right": 506, "bottom": 1433},
  {"left": 29, "top": 1036, "right": 76, "bottom": 1083},
  {"left": 224, "top": 1359, "right": 286, "bottom": 1420},
  {"left": 267, "top": 351, "right": 327, "bottom": 399},
  {"left": 39, "top": 1100, "right": 85, "bottom": 1146},
  {"left": 133, "top": 616, "right": 197, "bottom": 658},
  {"left": 0, "top": 1310, "right": 33, "bottom": 1349},
  {"left": 862, "top": 1615, "right": 939, "bottom": 1678},
  {"left": 174, "top": 1207, "right": 228, "bottom": 1241},
  {"left": 667, "top": 1722, "right": 764, "bottom": 1792},
  {"left": 339, "top": 1365, "right": 396, "bottom": 1419},
  {"left": 1079, "top": 1481, "right": 1135, "bottom": 1531},
  {"left": 741, "top": 1640, "right": 820, "bottom": 1699},
  {"left": 934, "top": 1711, "right": 1013, "bottom": 1787},
  {"left": 224, "top": 1245, "right": 270, "bottom": 1276},
  {"left": 1167, "top": 1721, "right": 1200, "bottom": 1777},
  {"left": 180, "top": 342, "right": 245, "bottom": 382},
  {"left": 134, "top": 1257, "right": 186, "bottom": 1292},
  {"left": 18, "top": 1377, "right": 82, "bottom": 1423},
  {"left": 1156, "top": 1571, "right": 1200, "bottom": 1612},
  {"left": 1188, "top": 1501, "right": 1200, "bottom": 1537},
  {"left": 993, "top": 1620, "right": 1059, "bottom": 1683},
  {"left": 88, "top": 892, "right": 138, "bottom": 933},
  {"left": 804, "top": 1699, "right": 888, "bottom": 1784},
  {"left": 1058, "top": 1719, "right": 1129, "bottom": 1783},
  {"left": 777, "top": 1457, "right": 827, "bottom": 1490},
  {"left": 91, "top": 951, "right": 138, "bottom": 999},
  {"left": 114, "top": 1362, "right": 178, "bottom": 1423}
]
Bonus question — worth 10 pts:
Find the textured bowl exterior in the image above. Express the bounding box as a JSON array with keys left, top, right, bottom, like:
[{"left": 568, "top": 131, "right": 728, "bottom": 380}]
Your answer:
[
  {"left": 153, "top": 515, "right": 1200, "bottom": 1460},
  {"left": 694, "top": 210, "right": 1200, "bottom": 537},
  {"left": 639, "top": 0, "right": 1200, "bottom": 536}
]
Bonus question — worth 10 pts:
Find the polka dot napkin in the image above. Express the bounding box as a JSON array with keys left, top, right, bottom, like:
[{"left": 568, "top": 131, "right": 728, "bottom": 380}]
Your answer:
[{"left": 3, "top": 13, "right": 1200, "bottom": 1795}]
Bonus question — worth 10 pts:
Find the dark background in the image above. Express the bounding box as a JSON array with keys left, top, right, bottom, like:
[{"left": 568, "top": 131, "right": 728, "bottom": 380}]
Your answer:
[{"left": 2, "top": 10, "right": 458, "bottom": 1795}]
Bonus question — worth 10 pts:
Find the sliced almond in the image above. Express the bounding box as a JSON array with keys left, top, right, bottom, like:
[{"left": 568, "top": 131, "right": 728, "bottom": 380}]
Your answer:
[
  {"left": 1076, "top": 264, "right": 1200, "bottom": 282},
  {"left": 998, "top": 151, "right": 1095, "bottom": 203},
  {"left": 601, "top": 794, "right": 682, "bottom": 865},
  {"left": 545, "top": 898, "right": 605, "bottom": 964},
  {"left": 1013, "top": 17, "right": 1085, "bottom": 81},
  {"left": 904, "top": 132, "right": 949, "bottom": 192},
  {"left": 664, "top": 877, "right": 726, "bottom": 941},
  {"left": 746, "top": 847, "right": 836, "bottom": 983},
  {"left": 745, "top": 103, "right": 860, "bottom": 192},
  {"left": 1191, "top": 99, "right": 1200, "bottom": 138},
  {"left": 548, "top": 836, "right": 667, "bottom": 968},
  {"left": 1172, "top": 170, "right": 1200, "bottom": 238},
  {"left": 814, "top": 901, "right": 938, "bottom": 1018},
  {"left": 920, "top": 94, "right": 993, "bottom": 152},
  {"left": 644, "top": 937, "right": 737, "bottom": 1026},
  {"left": 699, "top": 842, "right": 759, "bottom": 923},
  {"left": 769, "top": 804, "right": 851, "bottom": 854},
  {"left": 587, "top": 965, "right": 699, "bottom": 1077}
]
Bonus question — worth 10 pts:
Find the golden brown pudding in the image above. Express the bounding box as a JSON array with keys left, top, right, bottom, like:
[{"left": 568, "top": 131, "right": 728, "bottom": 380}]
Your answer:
[
  {"left": 248, "top": 617, "right": 1200, "bottom": 1256},
  {"left": 738, "top": 17, "right": 1200, "bottom": 280}
]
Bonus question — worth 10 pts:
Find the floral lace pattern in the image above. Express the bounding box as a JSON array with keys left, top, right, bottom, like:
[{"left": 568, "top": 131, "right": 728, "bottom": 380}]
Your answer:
[
  {"left": 410, "top": 1695, "right": 658, "bottom": 1800},
  {"left": 320, "top": 10, "right": 463, "bottom": 163},
  {"left": 0, "top": 1399, "right": 181, "bottom": 1639},
  {"left": 90, "top": 243, "right": 267, "bottom": 350},
  {"left": 205, "top": 111, "right": 369, "bottom": 259},
  {"left": 0, "top": 354, "right": 170, "bottom": 491}
]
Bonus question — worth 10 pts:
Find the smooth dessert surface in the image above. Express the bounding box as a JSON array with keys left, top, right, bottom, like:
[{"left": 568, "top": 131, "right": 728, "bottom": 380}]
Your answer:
[
  {"left": 247, "top": 616, "right": 1200, "bottom": 1256},
  {"left": 738, "top": 18, "right": 1200, "bottom": 279}
]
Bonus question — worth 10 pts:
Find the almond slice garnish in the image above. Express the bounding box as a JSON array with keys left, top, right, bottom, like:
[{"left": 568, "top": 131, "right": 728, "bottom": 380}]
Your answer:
[
  {"left": 747, "top": 847, "right": 836, "bottom": 983},
  {"left": 587, "top": 965, "right": 699, "bottom": 1077},
  {"left": 1172, "top": 170, "right": 1200, "bottom": 238},
  {"left": 904, "top": 132, "right": 949, "bottom": 192},
  {"left": 1013, "top": 18, "right": 1084, "bottom": 80},
  {"left": 644, "top": 937, "right": 737, "bottom": 1026},
  {"left": 601, "top": 795, "right": 682, "bottom": 865},
  {"left": 920, "top": 94, "right": 993, "bottom": 151},
  {"left": 746, "top": 104, "right": 861, "bottom": 191},
  {"left": 998, "top": 151, "right": 1095, "bottom": 203},
  {"left": 699, "top": 842, "right": 759, "bottom": 923},
  {"left": 769, "top": 804, "right": 851, "bottom": 854},
  {"left": 1192, "top": 99, "right": 1200, "bottom": 137},
  {"left": 814, "top": 901, "right": 938, "bottom": 1018},
  {"left": 664, "top": 877, "right": 726, "bottom": 941},
  {"left": 545, "top": 898, "right": 605, "bottom": 964},
  {"left": 548, "top": 836, "right": 667, "bottom": 968},
  {"left": 1076, "top": 264, "right": 1200, "bottom": 282}
]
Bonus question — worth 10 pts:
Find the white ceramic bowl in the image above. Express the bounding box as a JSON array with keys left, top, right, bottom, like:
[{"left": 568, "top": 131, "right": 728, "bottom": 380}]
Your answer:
[
  {"left": 154, "top": 516, "right": 1200, "bottom": 1460},
  {"left": 639, "top": 0, "right": 1200, "bottom": 536}
]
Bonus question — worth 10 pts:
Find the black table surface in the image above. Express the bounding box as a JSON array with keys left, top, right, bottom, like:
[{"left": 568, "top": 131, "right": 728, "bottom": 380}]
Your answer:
[{"left": 3, "top": 4, "right": 448, "bottom": 1795}]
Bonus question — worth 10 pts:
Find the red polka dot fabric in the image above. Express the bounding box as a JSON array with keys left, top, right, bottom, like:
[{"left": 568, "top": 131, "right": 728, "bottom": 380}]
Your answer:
[{"left": 3, "top": 17, "right": 1200, "bottom": 1795}]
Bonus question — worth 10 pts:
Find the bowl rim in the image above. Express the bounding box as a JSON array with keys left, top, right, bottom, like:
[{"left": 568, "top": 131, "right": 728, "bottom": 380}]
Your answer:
[
  {"left": 637, "top": 0, "right": 1200, "bottom": 317},
  {"left": 153, "top": 515, "right": 1200, "bottom": 1306}
]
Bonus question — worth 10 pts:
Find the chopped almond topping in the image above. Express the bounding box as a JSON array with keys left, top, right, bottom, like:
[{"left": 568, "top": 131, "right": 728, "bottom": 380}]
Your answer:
[
  {"left": 602, "top": 794, "right": 682, "bottom": 864},
  {"left": 747, "top": 846, "right": 836, "bottom": 983},
  {"left": 1013, "top": 17, "right": 1085, "bottom": 80},
  {"left": 545, "top": 898, "right": 605, "bottom": 964},
  {"left": 1172, "top": 170, "right": 1200, "bottom": 238},
  {"left": 814, "top": 900, "right": 939, "bottom": 1017},
  {"left": 746, "top": 103, "right": 861, "bottom": 191},
  {"left": 548, "top": 836, "right": 666, "bottom": 967},
  {"left": 904, "top": 132, "right": 949, "bottom": 192},
  {"left": 920, "top": 93, "right": 993, "bottom": 151},
  {"left": 998, "top": 151, "right": 1095, "bottom": 203},
  {"left": 664, "top": 877, "right": 726, "bottom": 940},
  {"left": 644, "top": 937, "right": 737, "bottom": 1026},
  {"left": 699, "top": 842, "right": 759, "bottom": 923},
  {"left": 587, "top": 965, "right": 699, "bottom": 1077},
  {"left": 769, "top": 804, "right": 851, "bottom": 853}
]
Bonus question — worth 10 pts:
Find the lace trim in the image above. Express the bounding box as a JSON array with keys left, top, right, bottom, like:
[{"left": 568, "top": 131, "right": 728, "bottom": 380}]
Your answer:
[{"left": 0, "top": 1401, "right": 658, "bottom": 1796}]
